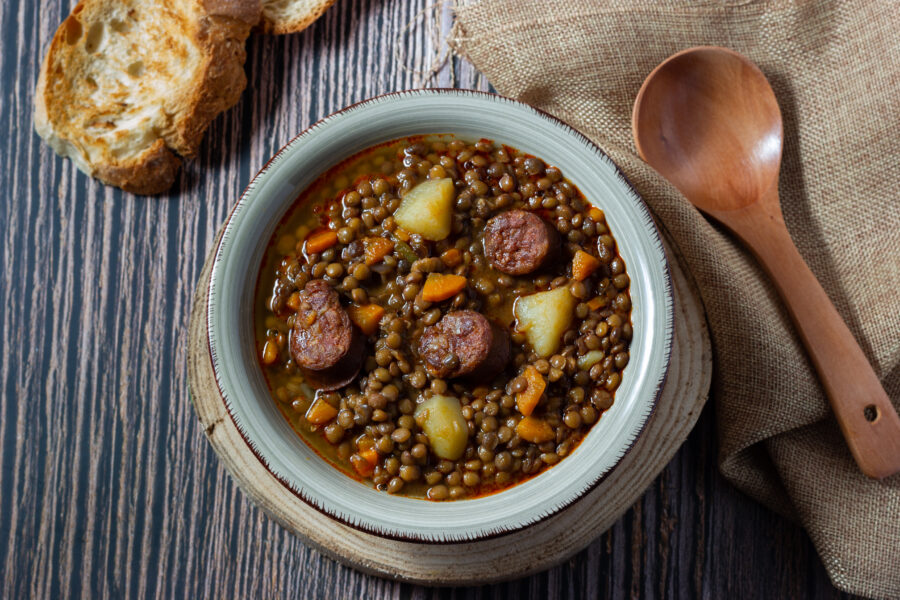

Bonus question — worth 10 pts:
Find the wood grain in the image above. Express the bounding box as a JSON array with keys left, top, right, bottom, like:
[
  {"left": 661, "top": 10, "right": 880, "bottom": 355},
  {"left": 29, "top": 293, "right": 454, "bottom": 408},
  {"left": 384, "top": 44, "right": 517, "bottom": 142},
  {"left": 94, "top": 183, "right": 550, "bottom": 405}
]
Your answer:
[{"left": 0, "top": 0, "right": 860, "bottom": 598}]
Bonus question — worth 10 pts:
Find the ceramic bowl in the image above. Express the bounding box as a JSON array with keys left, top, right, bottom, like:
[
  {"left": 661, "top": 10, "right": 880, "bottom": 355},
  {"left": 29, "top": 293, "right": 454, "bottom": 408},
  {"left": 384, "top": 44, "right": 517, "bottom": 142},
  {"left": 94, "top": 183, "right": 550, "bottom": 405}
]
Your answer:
[{"left": 206, "top": 89, "right": 673, "bottom": 542}]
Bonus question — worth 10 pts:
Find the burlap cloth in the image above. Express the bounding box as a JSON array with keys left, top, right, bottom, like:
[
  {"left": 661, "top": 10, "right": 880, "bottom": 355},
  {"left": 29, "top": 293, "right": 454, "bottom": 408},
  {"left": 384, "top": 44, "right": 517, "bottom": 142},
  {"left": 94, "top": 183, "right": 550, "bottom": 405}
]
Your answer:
[{"left": 449, "top": 1, "right": 900, "bottom": 597}]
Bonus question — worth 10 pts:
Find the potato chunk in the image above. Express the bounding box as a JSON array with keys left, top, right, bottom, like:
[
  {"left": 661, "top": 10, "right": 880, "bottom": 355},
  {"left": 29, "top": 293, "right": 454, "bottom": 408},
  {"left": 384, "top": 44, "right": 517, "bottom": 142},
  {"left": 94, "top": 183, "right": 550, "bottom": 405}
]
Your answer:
[
  {"left": 513, "top": 285, "right": 576, "bottom": 357},
  {"left": 393, "top": 178, "right": 455, "bottom": 240},
  {"left": 577, "top": 350, "right": 605, "bottom": 371},
  {"left": 414, "top": 394, "right": 468, "bottom": 460}
]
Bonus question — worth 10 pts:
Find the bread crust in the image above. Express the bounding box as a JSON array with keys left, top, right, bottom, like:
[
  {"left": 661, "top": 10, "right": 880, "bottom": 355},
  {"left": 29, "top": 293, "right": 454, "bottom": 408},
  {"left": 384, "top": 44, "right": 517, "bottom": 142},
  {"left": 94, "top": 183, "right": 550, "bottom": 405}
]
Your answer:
[
  {"left": 175, "top": 1, "right": 261, "bottom": 157},
  {"left": 259, "top": 0, "right": 335, "bottom": 35},
  {"left": 94, "top": 139, "right": 181, "bottom": 195},
  {"left": 34, "top": 0, "right": 261, "bottom": 194}
]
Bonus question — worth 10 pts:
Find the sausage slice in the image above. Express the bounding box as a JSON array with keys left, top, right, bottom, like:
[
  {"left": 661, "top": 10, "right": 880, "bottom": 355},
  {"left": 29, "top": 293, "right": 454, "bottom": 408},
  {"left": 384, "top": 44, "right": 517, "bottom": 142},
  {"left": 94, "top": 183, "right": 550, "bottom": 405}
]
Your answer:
[
  {"left": 483, "top": 210, "right": 560, "bottom": 275},
  {"left": 289, "top": 280, "right": 365, "bottom": 391},
  {"left": 418, "top": 310, "right": 510, "bottom": 382}
]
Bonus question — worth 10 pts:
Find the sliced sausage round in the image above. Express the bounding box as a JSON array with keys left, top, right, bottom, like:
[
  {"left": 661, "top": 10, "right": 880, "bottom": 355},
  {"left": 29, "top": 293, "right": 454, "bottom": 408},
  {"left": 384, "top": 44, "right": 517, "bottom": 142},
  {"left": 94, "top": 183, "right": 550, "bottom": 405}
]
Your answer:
[
  {"left": 299, "top": 338, "right": 366, "bottom": 391},
  {"left": 418, "top": 310, "right": 510, "bottom": 382},
  {"left": 289, "top": 279, "right": 364, "bottom": 391},
  {"left": 482, "top": 210, "right": 560, "bottom": 275}
]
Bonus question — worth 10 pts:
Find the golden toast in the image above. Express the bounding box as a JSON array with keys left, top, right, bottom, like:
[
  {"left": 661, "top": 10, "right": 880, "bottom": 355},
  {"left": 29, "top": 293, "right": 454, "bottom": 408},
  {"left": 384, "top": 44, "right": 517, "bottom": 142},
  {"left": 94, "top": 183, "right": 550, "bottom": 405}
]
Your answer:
[{"left": 35, "top": 0, "right": 260, "bottom": 194}]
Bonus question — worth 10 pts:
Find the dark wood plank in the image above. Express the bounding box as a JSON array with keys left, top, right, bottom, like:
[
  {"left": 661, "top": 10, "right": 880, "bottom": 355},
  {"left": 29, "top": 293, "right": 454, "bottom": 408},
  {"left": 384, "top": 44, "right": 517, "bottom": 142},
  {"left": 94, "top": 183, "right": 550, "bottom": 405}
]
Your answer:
[{"left": 0, "top": 0, "right": 858, "bottom": 598}]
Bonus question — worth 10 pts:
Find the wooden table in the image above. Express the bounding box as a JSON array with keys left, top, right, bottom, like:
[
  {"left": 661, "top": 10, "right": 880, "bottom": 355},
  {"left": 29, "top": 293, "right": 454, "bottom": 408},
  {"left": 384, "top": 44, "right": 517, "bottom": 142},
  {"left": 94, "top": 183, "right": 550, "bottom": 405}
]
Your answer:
[{"left": 0, "top": 1, "right": 858, "bottom": 598}]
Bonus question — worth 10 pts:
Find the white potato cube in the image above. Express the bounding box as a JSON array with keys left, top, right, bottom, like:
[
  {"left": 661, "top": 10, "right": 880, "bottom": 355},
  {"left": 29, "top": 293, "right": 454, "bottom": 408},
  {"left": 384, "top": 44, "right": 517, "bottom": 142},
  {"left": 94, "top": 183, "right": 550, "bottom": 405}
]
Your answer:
[
  {"left": 514, "top": 285, "right": 576, "bottom": 357},
  {"left": 577, "top": 350, "right": 605, "bottom": 371},
  {"left": 414, "top": 394, "right": 468, "bottom": 460},
  {"left": 393, "top": 178, "right": 455, "bottom": 240}
]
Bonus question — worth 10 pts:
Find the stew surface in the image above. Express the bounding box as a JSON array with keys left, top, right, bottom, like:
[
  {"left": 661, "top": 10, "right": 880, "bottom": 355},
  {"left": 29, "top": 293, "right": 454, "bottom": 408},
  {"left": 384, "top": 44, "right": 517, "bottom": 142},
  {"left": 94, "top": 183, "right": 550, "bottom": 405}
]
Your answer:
[{"left": 254, "top": 135, "right": 633, "bottom": 500}]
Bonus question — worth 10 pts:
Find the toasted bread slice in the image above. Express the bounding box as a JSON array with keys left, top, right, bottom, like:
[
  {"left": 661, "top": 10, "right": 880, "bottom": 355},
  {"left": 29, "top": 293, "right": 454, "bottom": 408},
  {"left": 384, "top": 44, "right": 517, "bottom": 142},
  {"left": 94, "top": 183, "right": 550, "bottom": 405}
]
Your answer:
[
  {"left": 35, "top": 0, "right": 261, "bottom": 194},
  {"left": 260, "top": 0, "right": 335, "bottom": 35}
]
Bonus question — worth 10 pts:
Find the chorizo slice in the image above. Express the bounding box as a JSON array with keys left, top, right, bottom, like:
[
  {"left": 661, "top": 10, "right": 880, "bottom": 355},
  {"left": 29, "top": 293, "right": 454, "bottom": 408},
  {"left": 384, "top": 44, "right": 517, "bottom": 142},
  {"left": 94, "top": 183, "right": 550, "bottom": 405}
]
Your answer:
[
  {"left": 289, "top": 279, "right": 364, "bottom": 391},
  {"left": 418, "top": 310, "right": 510, "bottom": 382},
  {"left": 482, "top": 209, "right": 560, "bottom": 275}
]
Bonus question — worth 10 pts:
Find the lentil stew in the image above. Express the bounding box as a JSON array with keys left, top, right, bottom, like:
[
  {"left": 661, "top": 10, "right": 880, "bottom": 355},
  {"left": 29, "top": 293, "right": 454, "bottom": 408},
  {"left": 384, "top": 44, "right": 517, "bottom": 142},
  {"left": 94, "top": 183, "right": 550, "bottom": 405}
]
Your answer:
[{"left": 254, "top": 135, "right": 633, "bottom": 500}]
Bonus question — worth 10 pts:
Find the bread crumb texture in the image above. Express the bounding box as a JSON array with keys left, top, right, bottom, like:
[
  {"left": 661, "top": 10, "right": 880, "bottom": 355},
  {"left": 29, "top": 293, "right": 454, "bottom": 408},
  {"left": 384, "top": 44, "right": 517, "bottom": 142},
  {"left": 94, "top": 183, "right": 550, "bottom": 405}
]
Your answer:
[
  {"left": 35, "top": 0, "right": 260, "bottom": 194},
  {"left": 260, "top": 0, "right": 335, "bottom": 35}
]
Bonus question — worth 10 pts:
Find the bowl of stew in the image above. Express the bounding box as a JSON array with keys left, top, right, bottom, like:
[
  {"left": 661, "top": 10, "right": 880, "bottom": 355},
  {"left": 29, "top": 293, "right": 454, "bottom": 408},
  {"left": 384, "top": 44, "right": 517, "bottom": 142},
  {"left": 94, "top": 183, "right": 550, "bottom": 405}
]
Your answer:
[{"left": 206, "top": 89, "right": 673, "bottom": 542}]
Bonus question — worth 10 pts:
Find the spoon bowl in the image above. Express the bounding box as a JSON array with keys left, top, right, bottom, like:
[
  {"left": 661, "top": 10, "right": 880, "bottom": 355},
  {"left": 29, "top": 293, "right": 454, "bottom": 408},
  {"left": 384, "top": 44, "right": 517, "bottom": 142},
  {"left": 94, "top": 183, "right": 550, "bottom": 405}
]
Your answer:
[
  {"left": 633, "top": 47, "right": 783, "bottom": 212},
  {"left": 632, "top": 46, "right": 900, "bottom": 479}
]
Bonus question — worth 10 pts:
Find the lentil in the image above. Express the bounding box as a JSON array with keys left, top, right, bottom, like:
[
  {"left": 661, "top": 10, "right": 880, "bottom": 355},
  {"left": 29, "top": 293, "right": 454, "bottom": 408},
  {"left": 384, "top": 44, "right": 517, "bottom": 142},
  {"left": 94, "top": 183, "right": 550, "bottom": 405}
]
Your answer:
[{"left": 256, "top": 135, "right": 632, "bottom": 499}]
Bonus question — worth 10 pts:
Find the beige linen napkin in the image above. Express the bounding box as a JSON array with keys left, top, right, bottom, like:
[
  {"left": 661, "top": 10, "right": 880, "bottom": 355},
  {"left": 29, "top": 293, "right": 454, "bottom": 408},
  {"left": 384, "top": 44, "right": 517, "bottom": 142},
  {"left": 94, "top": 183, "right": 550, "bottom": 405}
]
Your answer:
[{"left": 450, "top": 1, "right": 900, "bottom": 597}]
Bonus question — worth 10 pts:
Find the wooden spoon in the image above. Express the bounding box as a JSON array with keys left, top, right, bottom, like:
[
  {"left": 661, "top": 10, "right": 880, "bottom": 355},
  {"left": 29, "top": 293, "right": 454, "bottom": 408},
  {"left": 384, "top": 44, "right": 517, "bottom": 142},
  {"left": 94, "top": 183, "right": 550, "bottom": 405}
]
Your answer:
[{"left": 632, "top": 46, "right": 900, "bottom": 479}]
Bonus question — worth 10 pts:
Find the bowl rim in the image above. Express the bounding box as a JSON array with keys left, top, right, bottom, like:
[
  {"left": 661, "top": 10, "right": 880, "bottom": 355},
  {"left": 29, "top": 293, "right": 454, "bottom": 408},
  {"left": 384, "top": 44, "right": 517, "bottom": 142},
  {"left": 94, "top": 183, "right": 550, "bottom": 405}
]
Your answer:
[{"left": 204, "top": 88, "right": 673, "bottom": 543}]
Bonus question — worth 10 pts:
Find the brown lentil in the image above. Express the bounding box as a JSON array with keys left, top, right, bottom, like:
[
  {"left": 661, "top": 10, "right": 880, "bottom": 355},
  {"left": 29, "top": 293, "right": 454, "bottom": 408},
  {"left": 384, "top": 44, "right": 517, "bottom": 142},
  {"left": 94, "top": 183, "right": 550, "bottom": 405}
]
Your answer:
[{"left": 256, "top": 135, "right": 632, "bottom": 500}]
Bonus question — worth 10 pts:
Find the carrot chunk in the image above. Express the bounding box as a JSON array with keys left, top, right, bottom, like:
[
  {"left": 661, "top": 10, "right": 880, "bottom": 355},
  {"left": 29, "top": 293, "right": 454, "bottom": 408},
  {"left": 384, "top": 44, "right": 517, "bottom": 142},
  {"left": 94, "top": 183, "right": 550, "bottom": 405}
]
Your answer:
[
  {"left": 305, "top": 229, "right": 338, "bottom": 254},
  {"left": 305, "top": 398, "right": 338, "bottom": 425},
  {"left": 359, "top": 447, "right": 379, "bottom": 464},
  {"left": 351, "top": 452, "right": 376, "bottom": 477},
  {"left": 516, "top": 365, "right": 546, "bottom": 416},
  {"left": 347, "top": 303, "right": 385, "bottom": 335},
  {"left": 516, "top": 416, "right": 555, "bottom": 443},
  {"left": 363, "top": 237, "right": 394, "bottom": 265},
  {"left": 393, "top": 228, "right": 411, "bottom": 242},
  {"left": 421, "top": 273, "right": 468, "bottom": 302},
  {"left": 572, "top": 250, "right": 600, "bottom": 281},
  {"left": 351, "top": 446, "right": 380, "bottom": 477},
  {"left": 587, "top": 296, "right": 607, "bottom": 311}
]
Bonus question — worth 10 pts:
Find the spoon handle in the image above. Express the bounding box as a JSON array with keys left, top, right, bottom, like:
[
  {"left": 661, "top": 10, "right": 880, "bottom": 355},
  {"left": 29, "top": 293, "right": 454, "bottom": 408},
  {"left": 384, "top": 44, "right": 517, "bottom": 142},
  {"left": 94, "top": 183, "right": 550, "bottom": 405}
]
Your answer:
[{"left": 727, "top": 201, "right": 900, "bottom": 479}]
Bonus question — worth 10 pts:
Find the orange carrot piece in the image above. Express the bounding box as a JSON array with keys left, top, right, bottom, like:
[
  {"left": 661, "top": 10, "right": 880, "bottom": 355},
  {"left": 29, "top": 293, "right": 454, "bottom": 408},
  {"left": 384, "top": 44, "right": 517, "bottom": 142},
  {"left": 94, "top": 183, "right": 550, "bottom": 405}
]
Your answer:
[
  {"left": 305, "top": 229, "right": 338, "bottom": 254},
  {"left": 363, "top": 237, "right": 395, "bottom": 265},
  {"left": 359, "top": 447, "right": 379, "bottom": 464},
  {"left": 306, "top": 398, "right": 338, "bottom": 425},
  {"left": 440, "top": 248, "right": 463, "bottom": 268},
  {"left": 286, "top": 291, "right": 302, "bottom": 311},
  {"left": 588, "top": 207, "right": 605, "bottom": 222},
  {"left": 516, "top": 416, "right": 555, "bottom": 443},
  {"left": 351, "top": 452, "right": 376, "bottom": 477},
  {"left": 587, "top": 296, "right": 606, "bottom": 311},
  {"left": 351, "top": 446, "right": 380, "bottom": 477},
  {"left": 516, "top": 365, "right": 546, "bottom": 416},
  {"left": 572, "top": 250, "right": 600, "bottom": 281},
  {"left": 393, "top": 228, "right": 410, "bottom": 242},
  {"left": 421, "top": 273, "right": 467, "bottom": 302},
  {"left": 347, "top": 303, "right": 385, "bottom": 335}
]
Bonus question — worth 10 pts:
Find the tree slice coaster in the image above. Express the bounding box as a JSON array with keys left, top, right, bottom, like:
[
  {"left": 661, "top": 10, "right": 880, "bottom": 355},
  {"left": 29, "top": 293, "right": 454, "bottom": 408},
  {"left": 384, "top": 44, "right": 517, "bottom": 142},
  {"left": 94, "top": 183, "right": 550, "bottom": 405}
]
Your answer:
[{"left": 187, "top": 231, "right": 711, "bottom": 585}]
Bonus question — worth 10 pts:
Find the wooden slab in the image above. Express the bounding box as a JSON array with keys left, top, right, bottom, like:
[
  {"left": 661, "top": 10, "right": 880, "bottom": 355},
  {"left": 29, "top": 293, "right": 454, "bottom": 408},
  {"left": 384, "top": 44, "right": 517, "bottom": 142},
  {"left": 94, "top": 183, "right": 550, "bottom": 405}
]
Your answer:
[{"left": 187, "top": 230, "right": 711, "bottom": 585}]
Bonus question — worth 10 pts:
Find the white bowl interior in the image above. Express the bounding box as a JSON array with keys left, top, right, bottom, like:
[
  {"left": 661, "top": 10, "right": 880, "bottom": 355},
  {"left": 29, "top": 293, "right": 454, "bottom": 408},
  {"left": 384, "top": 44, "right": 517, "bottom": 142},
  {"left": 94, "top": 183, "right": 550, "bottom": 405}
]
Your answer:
[{"left": 207, "top": 90, "right": 673, "bottom": 541}]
